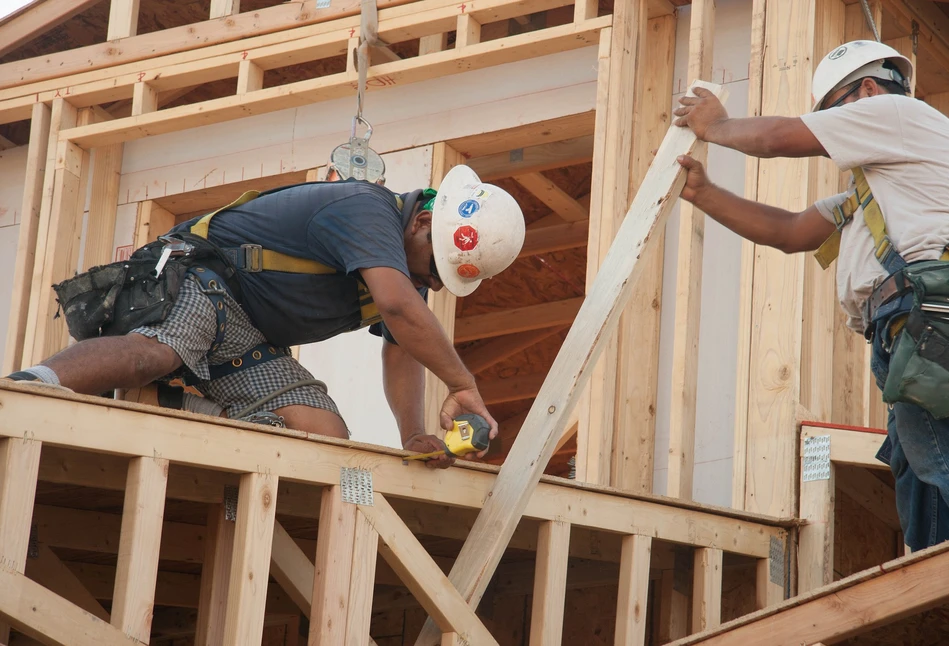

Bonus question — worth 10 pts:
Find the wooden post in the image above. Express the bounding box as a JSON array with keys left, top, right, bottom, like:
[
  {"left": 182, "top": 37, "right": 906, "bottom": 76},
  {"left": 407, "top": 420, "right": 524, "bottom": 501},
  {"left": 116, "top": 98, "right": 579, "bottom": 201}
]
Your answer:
[
  {"left": 657, "top": 569, "right": 689, "bottom": 642},
  {"left": 528, "top": 521, "right": 570, "bottom": 646},
  {"left": 424, "top": 143, "right": 464, "bottom": 437},
  {"left": 798, "top": 457, "right": 835, "bottom": 594},
  {"left": 740, "top": 0, "right": 815, "bottom": 518},
  {"left": 309, "top": 485, "right": 357, "bottom": 645},
  {"left": 107, "top": 0, "right": 141, "bottom": 40},
  {"left": 0, "top": 437, "right": 43, "bottom": 644},
  {"left": 223, "top": 472, "right": 278, "bottom": 646},
  {"left": 574, "top": 0, "right": 597, "bottom": 23},
  {"left": 111, "top": 456, "right": 169, "bottom": 642},
  {"left": 756, "top": 556, "right": 785, "bottom": 610},
  {"left": 610, "top": 13, "right": 676, "bottom": 494},
  {"left": 345, "top": 512, "right": 379, "bottom": 645},
  {"left": 614, "top": 534, "right": 651, "bottom": 646},
  {"left": 412, "top": 80, "right": 728, "bottom": 645},
  {"left": 577, "top": 0, "right": 647, "bottom": 486},
  {"left": 195, "top": 504, "right": 235, "bottom": 646},
  {"left": 692, "top": 547, "right": 723, "bottom": 632},
  {"left": 455, "top": 14, "right": 481, "bottom": 48},
  {"left": 131, "top": 82, "right": 158, "bottom": 116},
  {"left": 237, "top": 59, "right": 264, "bottom": 94},
  {"left": 84, "top": 135, "right": 124, "bottom": 271},
  {"left": 3, "top": 101, "right": 51, "bottom": 374}
]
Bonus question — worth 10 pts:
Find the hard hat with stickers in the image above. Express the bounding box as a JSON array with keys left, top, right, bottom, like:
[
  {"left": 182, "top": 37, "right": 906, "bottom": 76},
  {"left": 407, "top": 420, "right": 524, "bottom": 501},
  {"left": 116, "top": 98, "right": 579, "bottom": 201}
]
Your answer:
[
  {"left": 811, "top": 40, "right": 913, "bottom": 111},
  {"left": 431, "top": 165, "right": 526, "bottom": 297}
]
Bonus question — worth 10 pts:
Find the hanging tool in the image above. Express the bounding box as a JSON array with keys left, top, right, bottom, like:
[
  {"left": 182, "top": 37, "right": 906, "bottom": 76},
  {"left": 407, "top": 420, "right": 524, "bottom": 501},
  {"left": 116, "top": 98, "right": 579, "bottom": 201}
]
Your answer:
[
  {"left": 403, "top": 414, "right": 492, "bottom": 463},
  {"left": 327, "top": 0, "right": 386, "bottom": 183}
]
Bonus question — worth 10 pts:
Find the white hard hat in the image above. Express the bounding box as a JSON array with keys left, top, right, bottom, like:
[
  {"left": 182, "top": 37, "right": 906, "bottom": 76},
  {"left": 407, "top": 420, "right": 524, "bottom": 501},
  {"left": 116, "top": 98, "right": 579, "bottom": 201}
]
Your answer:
[
  {"left": 431, "top": 165, "right": 525, "bottom": 297},
  {"left": 811, "top": 40, "right": 913, "bottom": 111}
]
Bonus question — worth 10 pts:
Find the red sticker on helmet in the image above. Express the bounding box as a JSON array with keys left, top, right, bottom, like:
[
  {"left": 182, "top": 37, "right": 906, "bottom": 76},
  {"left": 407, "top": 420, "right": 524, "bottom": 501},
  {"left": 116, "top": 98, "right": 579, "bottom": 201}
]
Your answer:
[
  {"left": 457, "top": 264, "right": 480, "bottom": 279},
  {"left": 453, "top": 225, "right": 479, "bottom": 251}
]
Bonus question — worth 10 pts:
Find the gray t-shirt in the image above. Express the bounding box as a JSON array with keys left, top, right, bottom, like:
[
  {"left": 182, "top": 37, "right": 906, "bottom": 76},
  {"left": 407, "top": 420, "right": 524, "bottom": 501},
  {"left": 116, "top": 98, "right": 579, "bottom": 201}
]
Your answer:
[{"left": 800, "top": 94, "right": 949, "bottom": 330}]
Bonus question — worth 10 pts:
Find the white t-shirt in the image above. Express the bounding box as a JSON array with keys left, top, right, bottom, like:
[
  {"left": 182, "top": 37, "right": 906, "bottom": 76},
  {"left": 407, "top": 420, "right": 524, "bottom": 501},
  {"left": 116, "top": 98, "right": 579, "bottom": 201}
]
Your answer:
[{"left": 799, "top": 94, "right": 949, "bottom": 331}]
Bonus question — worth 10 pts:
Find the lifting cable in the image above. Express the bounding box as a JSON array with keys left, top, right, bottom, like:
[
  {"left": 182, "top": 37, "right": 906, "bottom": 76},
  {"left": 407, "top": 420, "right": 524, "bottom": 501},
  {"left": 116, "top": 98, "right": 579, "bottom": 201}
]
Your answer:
[{"left": 860, "top": 0, "right": 882, "bottom": 43}]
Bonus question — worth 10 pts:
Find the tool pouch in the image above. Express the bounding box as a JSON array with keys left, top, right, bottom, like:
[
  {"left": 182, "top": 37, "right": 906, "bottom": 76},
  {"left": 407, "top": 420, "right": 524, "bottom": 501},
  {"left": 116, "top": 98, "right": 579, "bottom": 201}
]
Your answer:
[{"left": 881, "top": 261, "right": 949, "bottom": 418}]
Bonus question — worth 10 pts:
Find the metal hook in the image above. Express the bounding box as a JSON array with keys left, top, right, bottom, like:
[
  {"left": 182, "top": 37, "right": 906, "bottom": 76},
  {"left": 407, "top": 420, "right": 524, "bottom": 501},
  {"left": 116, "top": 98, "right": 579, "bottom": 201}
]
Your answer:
[{"left": 351, "top": 115, "right": 373, "bottom": 141}]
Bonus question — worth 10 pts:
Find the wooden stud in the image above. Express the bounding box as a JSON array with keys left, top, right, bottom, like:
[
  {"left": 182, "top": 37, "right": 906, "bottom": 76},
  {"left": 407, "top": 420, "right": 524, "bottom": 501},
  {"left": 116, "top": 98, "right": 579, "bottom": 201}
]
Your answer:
[
  {"left": 528, "top": 521, "right": 570, "bottom": 646},
  {"left": 83, "top": 139, "right": 124, "bottom": 270},
  {"left": 419, "top": 33, "right": 449, "bottom": 56},
  {"left": 195, "top": 504, "right": 235, "bottom": 646},
  {"left": 798, "top": 458, "right": 835, "bottom": 594},
  {"left": 131, "top": 82, "right": 158, "bottom": 116},
  {"left": 25, "top": 543, "right": 110, "bottom": 621},
  {"left": 360, "top": 493, "right": 498, "bottom": 644},
  {"left": 107, "top": 0, "right": 141, "bottom": 40},
  {"left": 614, "top": 534, "right": 651, "bottom": 646},
  {"left": 456, "top": 13, "right": 481, "bottom": 48},
  {"left": 310, "top": 485, "right": 357, "bottom": 644},
  {"left": 211, "top": 0, "right": 241, "bottom": 20},
  {"left": 692, "top": 548, "right": 723, "bottom": 633},
  {"left": 454, "top": 297, "right": 583, "bottom": 343},
  {"left": 271, "top": 520, "right": 314, "bottom": 615},
  {"left": 756, "top": 556, "right": 785, "bottom": 610},
  {"left": 513, "top": 172, "right": 588, "bottom": 221},
  {"left": 413, "top": 80, "right": 729, "bottom": 645},
  {"left": 111, "top": 456, "right": 169, "bottom": 642},
  {"left": 0, "top": 567, "right": 138, "bottom": 646},
  {"left": 0, "top": 0, "right": 102, "bottom": 58},
  {"left": 657, "top": 569, "right": 688, "bottom": 643},
  {"left": 345, "top": 511, "right": 380, "bottom": 645},
  {"left": 133, "top": 200, "right": 176, "bottom": 247},
  {"left": 223, "top": 472, "right": 279, "bottom": 646},
  {"left": 574, "top": 0, "right": 597, "bottom": 22},
  {"left": 237, "top": 59, "right": 265, "bottom": 94},
  {"left": 3, "top": 101, "right": 51, "bottom": 374},
  {"left": 0, "top": 437, "right": 43, "bottom": 644},
  {"left": 425, "top": 143, "right": 464, "bottom": 437},
  {"left": 611, "top": 13, "right": 676, "bottom": 493},
  {"left": 665, "top": 0, "right": 715, "bottom": 501},
  {"left": 741, "top": 0, "right": 813, "bottom": 518}
]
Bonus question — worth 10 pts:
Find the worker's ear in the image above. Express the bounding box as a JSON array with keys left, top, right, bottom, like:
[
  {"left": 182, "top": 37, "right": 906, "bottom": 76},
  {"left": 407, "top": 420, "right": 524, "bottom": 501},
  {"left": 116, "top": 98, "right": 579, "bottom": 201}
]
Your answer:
[{"left": 412, "top": 209, "right": 433, "bottom": 235}]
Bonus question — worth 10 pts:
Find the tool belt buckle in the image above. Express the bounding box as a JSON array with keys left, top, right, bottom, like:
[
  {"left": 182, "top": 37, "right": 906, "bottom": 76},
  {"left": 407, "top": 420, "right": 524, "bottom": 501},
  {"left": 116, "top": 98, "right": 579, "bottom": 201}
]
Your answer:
[
  {"left": 157, "top": 235, "right": 195, "bottom": 256},
  {"left": 240, "top": 244, "right": 263, "bottom": 272}
]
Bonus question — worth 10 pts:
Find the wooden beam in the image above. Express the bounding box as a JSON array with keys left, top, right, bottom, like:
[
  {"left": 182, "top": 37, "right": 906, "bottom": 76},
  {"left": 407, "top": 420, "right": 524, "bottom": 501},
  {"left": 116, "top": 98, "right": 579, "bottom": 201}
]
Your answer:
[
  {"left": 419, "top": 32, "right": 449, "bottom": 55},
  {"left": 426, "top": 143, "right": 464, "bottom": 437},
  {"left": 211, "top": 0, "right": 241, "bottom": 19},
  {"left": 195, "top": 504, "right": 234, "bottom": 646},
  {"left": 345, "top": 511, "right": 379, "bottom": 645},
  {"left": 107, "top": 0, "right": 141, "bottom": 40},
  {"left": 666, "top": 0, "right": 715, "bottom": 502},
  {"left": 25, "top": 544, "right": 110, "bottom": 621},
  {"left": 614, "top": 534, "right": 652, "bottom": 646},
  {"left": 0, "top": 0, "right": 103, "bottom": 58},
  {"left": 671, "top": 543, "right": 949, "bottom": 646},
  {"left": 270, "top": 521, "right": 314, "bottom": 615},
  {"left": 112, "top": 456, "right": 169, "bottom": 642},
  {"left": 361, "top": 493, "right": 498, "bottom": 644},
  {"left": 449, "top": 112, "right": 596, "bottom": 159},
  {"left": 479, "top": 372, "right": 546, "bottom": 405},
  {"left": 798, "top": 456, "right": 835, "bottom": 594},
  {"left": 610, "top": 13, "right": 676, "bottom": 493},
  {"left": 454, "top": 297, "right": 583, "bottom": 343},
  {"left": 413, "top": 81, "right": 728, "bottom": 645},
  {"left": 528, "top": 521, "right": 570, "bottom": 646},
  {"left": 310, "top": 485, "right": 356, "bottom": 644},
  {"left": 0, "top": 437, "right": 43, "bottom": 644},
  {"left": 520, "top": 221, "right": 589, "bottom": 258},
  {"left": 0, "top": 567, "right": 138, "bottom": 646},
  {"left": 3, "top": 101, "right": 51, "bottom": 374},
  {"left": 461, "top": 327, "right": 565, "bottom": 375},
  {"left": 514, "top": 172, "right": 588, "bottom": 221},
  {"left": 133, "top": 200, "right": 176, "bottom": 247},
  {"left": 468, "top": 135, "right": 594, "bottom": 181},
  {"left": 83, "top": 139, "right": 124, "bottom": 271},
  {"left": 692, "top": 548, "right": 722, "bottom": 633},
  {"left": 223, "top": 472, "right": 279, "bottom": 646}
]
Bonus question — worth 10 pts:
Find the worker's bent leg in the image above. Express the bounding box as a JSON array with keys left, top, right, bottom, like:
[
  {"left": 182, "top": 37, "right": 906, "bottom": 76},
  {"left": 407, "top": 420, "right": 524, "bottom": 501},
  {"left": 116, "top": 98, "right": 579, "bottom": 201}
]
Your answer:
[
  {"left": 274, "top": 405, "right": 349, "bottom": 439},
  {"left": 24, "top": 334, "right": 181, "bottom": 395}
]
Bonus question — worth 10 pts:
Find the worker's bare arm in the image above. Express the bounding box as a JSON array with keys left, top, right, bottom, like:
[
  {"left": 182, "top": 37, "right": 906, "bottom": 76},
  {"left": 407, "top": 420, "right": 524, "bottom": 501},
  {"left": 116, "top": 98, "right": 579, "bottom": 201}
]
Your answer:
[
  {"left": 678, "top": 155, "right": 836, "bottom": 253},
  {"left": 674, "top": 87, "right": 827, "bottom": 158},
  {"left": 381, "top": 341, "right": 452, "bottom": 468},
  {"left": 360, "top": 266, "right": 498, "bottom": 443}
]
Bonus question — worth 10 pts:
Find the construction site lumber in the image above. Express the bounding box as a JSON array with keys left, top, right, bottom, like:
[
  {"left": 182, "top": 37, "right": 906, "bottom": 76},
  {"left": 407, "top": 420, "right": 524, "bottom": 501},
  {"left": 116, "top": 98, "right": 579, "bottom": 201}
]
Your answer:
[
  {"left": 0, "top": 0, "right": 102, "bottom": 59},
  {"left": 668, "top": 541, "right": 949, "bottom": 646},
  {"left": 412, "top": 80, "right": 729, "bottom": 645}
]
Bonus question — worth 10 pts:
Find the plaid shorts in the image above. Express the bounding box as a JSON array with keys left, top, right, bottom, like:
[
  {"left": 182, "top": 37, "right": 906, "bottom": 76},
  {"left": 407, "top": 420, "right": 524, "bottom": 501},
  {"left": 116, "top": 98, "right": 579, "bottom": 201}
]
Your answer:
[{"left": 131, "top": 272, "right": 342, "bottom": 421}]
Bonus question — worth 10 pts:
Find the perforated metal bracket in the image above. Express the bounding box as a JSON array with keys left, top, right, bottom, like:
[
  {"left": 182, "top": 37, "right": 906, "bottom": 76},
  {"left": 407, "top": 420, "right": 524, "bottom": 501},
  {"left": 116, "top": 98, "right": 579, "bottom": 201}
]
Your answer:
[
  {"left": 802, "top": 434, "right": 832, "bottom": 482},
  {"left": 224, "top": 485, "right": 239, "bottom": 522},
  {"left": 769, "top": 536, "right": 786, "bottom": 587},
  {"left": 27, "top": 524, "right": 38, "bottom": 559},
  {"left": 315, "top": 0, "right": 331, "bottom": 8},
  {"left": 340, "top": 467, "right": 374, "bottom": 506}
]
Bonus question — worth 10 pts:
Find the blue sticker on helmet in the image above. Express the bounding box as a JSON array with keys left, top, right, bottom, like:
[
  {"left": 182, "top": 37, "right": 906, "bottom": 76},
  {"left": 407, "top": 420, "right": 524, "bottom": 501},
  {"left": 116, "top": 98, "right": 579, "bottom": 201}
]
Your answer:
[{"left": 458, "top": 199, "right": 480, "bottom": 218}]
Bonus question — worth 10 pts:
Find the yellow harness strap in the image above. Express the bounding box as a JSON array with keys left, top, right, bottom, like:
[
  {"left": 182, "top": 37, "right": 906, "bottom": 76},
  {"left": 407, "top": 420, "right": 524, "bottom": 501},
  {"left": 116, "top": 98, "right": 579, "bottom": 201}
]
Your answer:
[
  {"left": 186, "top": 187, "right": 403, "bottom": 328},
  {"left": 814, "top": 168, "right": 949, "bottom": 269}
]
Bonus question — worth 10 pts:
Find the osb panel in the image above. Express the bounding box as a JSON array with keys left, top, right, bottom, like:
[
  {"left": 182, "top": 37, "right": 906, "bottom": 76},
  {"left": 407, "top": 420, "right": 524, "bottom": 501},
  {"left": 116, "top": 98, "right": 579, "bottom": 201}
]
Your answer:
[
  {"left": 561, "top": 584, "right": 618, "bottom": 645},
  {"left": 833, "top": 488, "right": 899, "bottom": 580},
  {"left": 721, "top": 556, "right": 757, "bottom": 623}
]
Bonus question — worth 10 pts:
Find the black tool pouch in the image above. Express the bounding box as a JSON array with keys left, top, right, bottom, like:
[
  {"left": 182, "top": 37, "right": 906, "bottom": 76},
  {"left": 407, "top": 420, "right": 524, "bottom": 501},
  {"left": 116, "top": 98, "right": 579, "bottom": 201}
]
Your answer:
[{"left": 881, "top": 260, "right": 949, "bottom": 418}]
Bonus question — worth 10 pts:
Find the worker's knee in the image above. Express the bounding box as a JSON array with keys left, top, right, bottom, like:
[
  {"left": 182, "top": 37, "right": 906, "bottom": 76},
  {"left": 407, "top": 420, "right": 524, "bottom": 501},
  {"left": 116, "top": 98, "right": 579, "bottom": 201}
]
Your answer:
[
  {"left": 124, "top": 334, "right": 183, "bottom": 386},
  {"left": 274, "top": 405, "right": 349, "bottom": 439}
]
